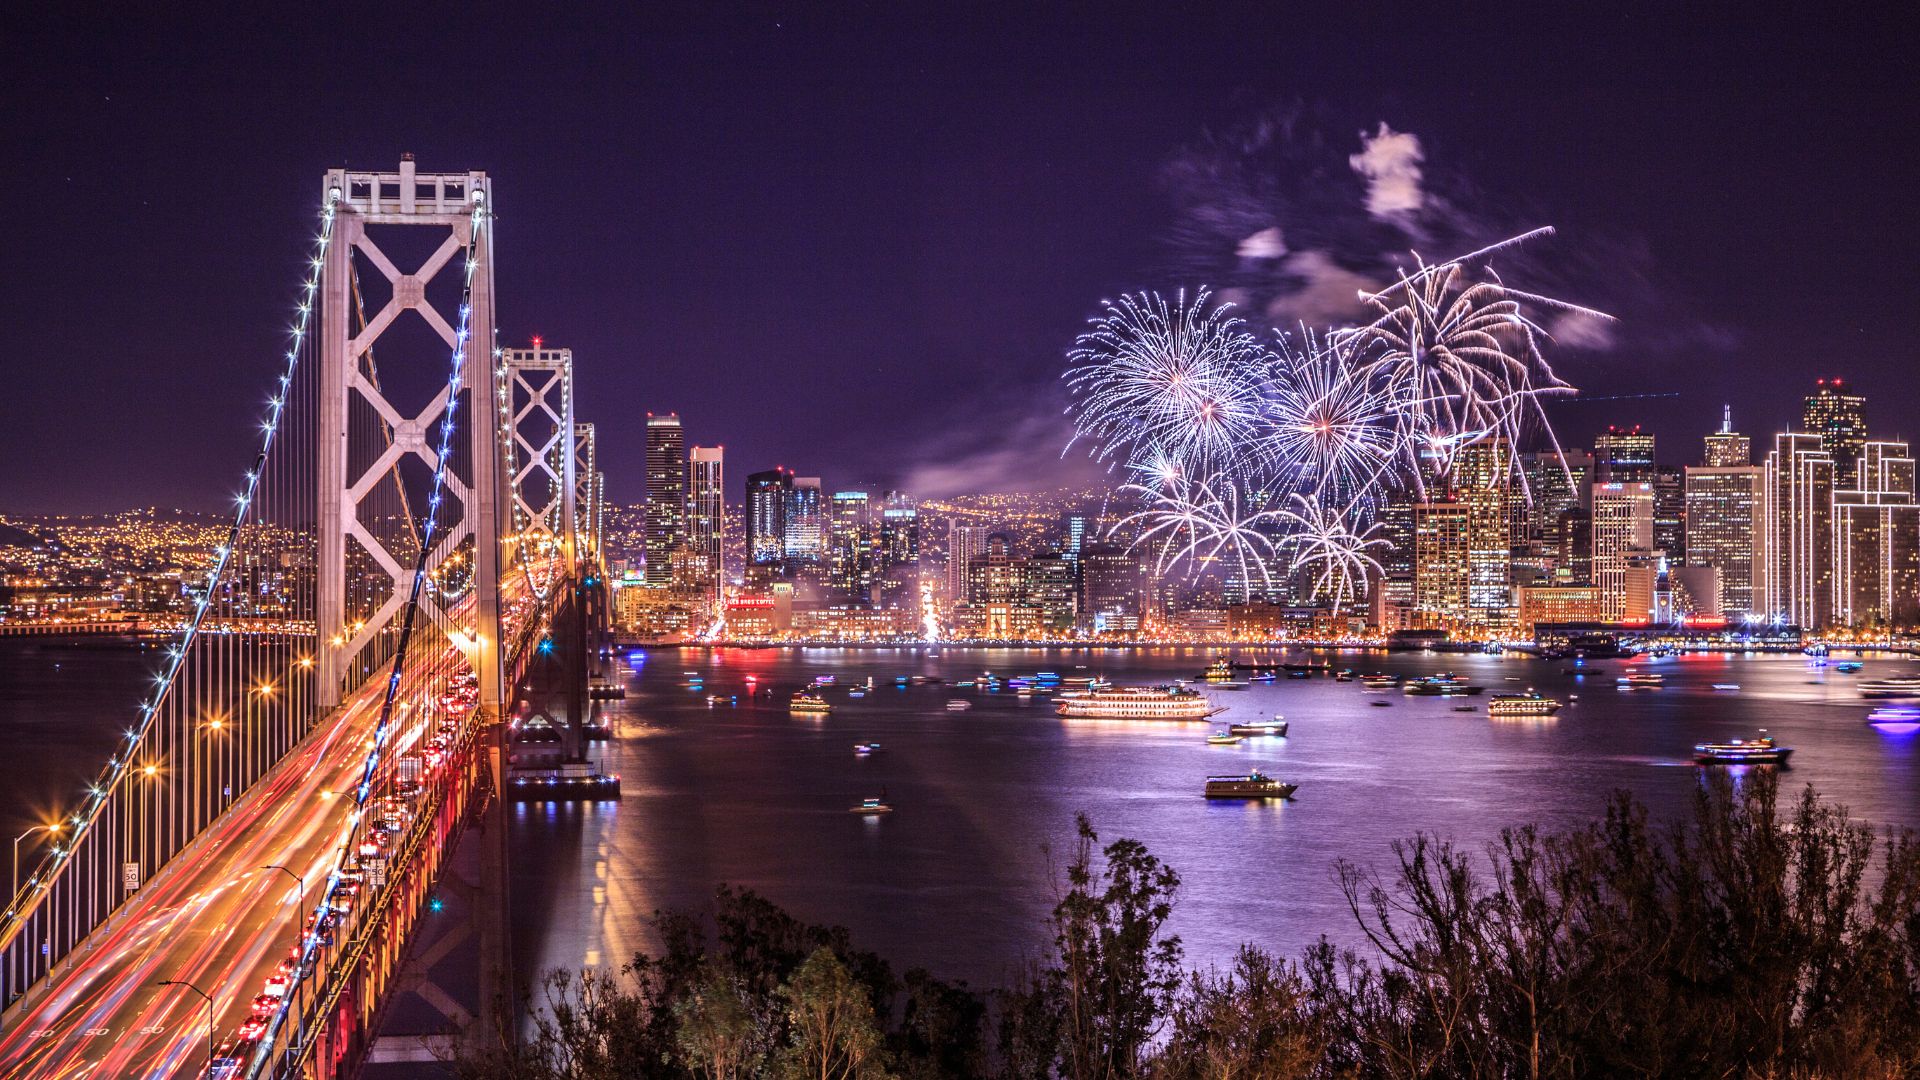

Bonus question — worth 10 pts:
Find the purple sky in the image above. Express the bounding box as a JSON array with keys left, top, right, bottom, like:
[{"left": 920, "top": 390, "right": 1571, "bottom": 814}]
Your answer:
[{"left": 2, "top": 5, "right": 1914, "bottom": 513}]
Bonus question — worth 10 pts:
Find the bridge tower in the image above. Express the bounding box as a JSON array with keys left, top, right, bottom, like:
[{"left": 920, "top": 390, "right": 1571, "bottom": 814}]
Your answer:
[{"left": 315, "top": 157, "right": 513, "bottom": 1049}]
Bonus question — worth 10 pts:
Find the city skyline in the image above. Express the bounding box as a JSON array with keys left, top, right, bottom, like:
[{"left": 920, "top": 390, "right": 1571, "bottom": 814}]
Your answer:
[{"left": 4, "top": 7, "right": 1918, "bottom": 514}]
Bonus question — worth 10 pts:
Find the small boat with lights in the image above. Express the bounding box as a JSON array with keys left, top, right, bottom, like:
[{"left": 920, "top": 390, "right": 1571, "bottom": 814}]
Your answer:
[
  {"left": 1205, "top": 771, "right": 1297, "bottom": 799},
  {"left": 1360, "top": 673, "right": 1397, "bottom": 689},
  {"left": 853, "top": 742, "right": 881, "bottom": 755},
  {"left": 790, "top": 692, "right": 832, "bottom": 714},
  {"left": 1228, "top": 720, "right": 1288, "bottom": 737},
  {"left": 1055, "top": 685, "right": 1218, "bottom": 720},
  {"left": 849, "top": 795, "right": 893, "bottom": 814},
  {"left": 1618, "top": 672, "right": 1665, "bottom": 688},
  {"left": 1834, "top": 661, "right": 1864, "bottom": 673},
  {"left": 1487, "top": 691, "right": 1562, "bottom": 717},
  {"left": 946, "top": 698, "right": 972, "bottom": 711},
  {"left": 1859, "top": 676, "right": 1920, "bottom": 698},
  {"left": 1712, "top": 683, "right": 1741, "bottom": 691},
  {"left": 1206, "top": 730, "right": 1243, "bottom": 745},
  {"left": 1693, "top": 732, "right": 1792, "bottom": 765},
  {"left": 1197, "top": 657, "right": 1237, "bottom": 682}
]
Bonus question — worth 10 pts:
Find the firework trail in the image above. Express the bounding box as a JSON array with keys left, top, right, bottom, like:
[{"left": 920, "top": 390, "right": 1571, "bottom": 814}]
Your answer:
[
  {"left": 1115, "top": 472, "right": 1280, "bottom": 591},
  {"left": 1275, "top": 494, "right": 1389, "bottom": 613},
  {"left": 1064, "top": 289, "right": 1269, "bottom": 478}
]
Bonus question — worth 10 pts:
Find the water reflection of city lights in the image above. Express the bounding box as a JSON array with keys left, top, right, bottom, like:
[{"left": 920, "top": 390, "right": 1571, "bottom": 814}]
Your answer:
[{"left": 1866, "top": 707, "right": 1920, "bottom": 735}]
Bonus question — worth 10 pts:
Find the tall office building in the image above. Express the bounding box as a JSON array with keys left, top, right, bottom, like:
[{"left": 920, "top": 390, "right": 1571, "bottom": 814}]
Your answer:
[
  {"left": 1455, "top": 440, "right": 1514, "bottom": 625},
  {"left": 945, "top": 523, "right": 990, "bottom": 605},
  {"left": 1591, "top": 482, "right": 1655, "bottom": 621},
  {"left": 687, "top": 446, "right": 725, "bottom": 592},
  {"left": 1763, "top": 432, "right": 1834, "bottom": 628},
  {"left": 1703, "top": 405, "right": 1751, "bottom": 467},
  {"left": 1803, "top": 378, "right": 1867, "bottom": 488},
  {"left": 1412, "top": 501, "right": 1471, "bottom": 622},
  {"left": 828, "top": 491, "right": 874, "bottom": 598},
  {"left": 1519, "top": 449, "right": 1592, "bottom": 546},
  {"left": 643, "top": 414, "right": 687, "bottom": 587},
  {"left": 1595, "top": 426, "right": 1656, "bottom": 482},
  {"left": 1653, "top": 466, "right": 1686, "bottom": 563},
  {"left": 1833, "top": 439, "right": 1919, "bottom": 628},
  {"left": 745, "top": 468, "right": 794, "bottom": 567},
  {"left": 785, "top": 477, "right": 826, "bottom": 564},
  {"left": 1684, "top": 463, "right": 1764, "bottom": 617}
]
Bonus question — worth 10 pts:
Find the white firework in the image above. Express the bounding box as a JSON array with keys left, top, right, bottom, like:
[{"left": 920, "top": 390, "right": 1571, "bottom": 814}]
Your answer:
[
  {"left": 1261, "top": 325, "right": 1404, "bottom": 513},
  {"left": 1065, "top": 289, "right": 1269, "bottom": 477},
  {"left": 1276, "top": 494, "right": 1389, "bottom": 613},
  {"left": 1115, "top": 473, "right": 1280, "bottom": 590},
  {"left": 1338, "top": 228, "right": 1610, "bottom": 494}
]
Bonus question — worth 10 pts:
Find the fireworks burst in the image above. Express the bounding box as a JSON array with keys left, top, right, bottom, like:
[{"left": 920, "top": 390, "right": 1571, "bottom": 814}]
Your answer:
[
  {"left": 1116, "top": 473, "right": 1280, "bottom": 591},
  {"left": 1261, "top": 325, "right": 1403, "bottom": 513},
  {"left": 1338, "top": 228, "right": 1610, "bottom": 493},
  {"left": 1275, "top": 495, "right": 1389, "bottom": 613},
  {"left": 1064, "top": 289, "right": 1268, "bottom": 477}
]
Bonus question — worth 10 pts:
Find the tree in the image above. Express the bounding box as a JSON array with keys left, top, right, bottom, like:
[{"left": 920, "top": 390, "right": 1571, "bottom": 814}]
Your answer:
[
  {"left": 1151, "top": 946, "right": 1323, "bottom": 1080},
  {"left": 775, "top": 947, "right": 894, "bottom": 1080},
  {"left": 673, "top": 961, "right": 771, "bottom": 1080}
]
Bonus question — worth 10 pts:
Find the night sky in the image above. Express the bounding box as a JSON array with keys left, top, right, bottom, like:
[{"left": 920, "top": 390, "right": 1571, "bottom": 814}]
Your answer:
[{"left": 3, "top": 5, "right": 1914, "bottom": 513}]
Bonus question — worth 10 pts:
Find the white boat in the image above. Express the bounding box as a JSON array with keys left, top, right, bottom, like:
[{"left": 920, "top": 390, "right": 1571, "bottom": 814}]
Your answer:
[
  {"left": 1859, "top": 677, "right": 1920, "bottom": 698},
  {"left": 1055, "top": 685, "right": 1219, "bottom": 720},
  {"left": 1487, "top": 690, "right": 1562, "bottom": 716},
  {"left": 946, "top": 699, "right": 972, "bottom": 711}
]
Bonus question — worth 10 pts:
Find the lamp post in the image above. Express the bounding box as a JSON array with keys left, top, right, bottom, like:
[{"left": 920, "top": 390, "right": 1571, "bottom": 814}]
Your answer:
[
  {"left": 157, "top": 977, "right": 215, "bottom": 1073},
  {"left": 11, "top": 822, "right": 62, "bottom": 899}
]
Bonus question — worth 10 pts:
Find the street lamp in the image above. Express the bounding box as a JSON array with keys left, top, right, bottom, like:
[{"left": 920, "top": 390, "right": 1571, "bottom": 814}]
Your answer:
[
  {"left": 157, "top": 977, "right": 215, "bottom": 1073},
  {"left": 12, "top": 822, "right": 62, "bottom": 899}
]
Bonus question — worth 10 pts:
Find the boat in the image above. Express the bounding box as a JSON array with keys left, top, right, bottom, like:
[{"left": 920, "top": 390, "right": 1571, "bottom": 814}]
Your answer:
[
  {"left": 1055, "top": 685, "right": 1219, "bottom": 720},
  {"left": 1834, "top": 662, "right": 1864, "bottom": 674},
  {"left": 1693, "top": 732, "right": 1793, "bottom": 765},
  {"left": 1405, "top": 675, "right": 1482, "bottom": 696},
  {"left": 1453, "top": 705, "right": 1478, "bottom": 712},
  {"left": 1360, "top": 674, "right": 1398, "bottom": 689},
  {"left": 1197, "top": 657, "right": 1237, "bottom": 682},
  {"left": 1618, "top": 672, "right": 1665, "bottom": 688},
  {"left": 1370, "top": 699, "right": 1393, "bottom": 707},
  {"left": 1858, "top": 677, "right": 1920, "bottom": 698},
  {"left": 1228, "top": 721, "right": 1288, "bottom": 737},
  {"left": 853, "top": 742, "right": 881, "bottom": 755},
  {"left": 1712, "top": 683, "right": 1741, "bottom": 691},
  {"left": 814, "top": 675, "right": 837, "bottom": 686},
  {"left": 849, "top": 796, "right": 893, "bottom": 814},
  {"left": 946, "top": 698, "right": 972, "bottom": 711},
  {"left": 1487, "top": 690, "right": 1562, "bottom": 717},
  {"left": 1206, "top": 731, "right": 1243, "bottom": 745},
  {"left": 1333, "top": 669, "right": 1356, "bottom": 682},
  {"left": 1286, "top": 669, "right": 1311, "bottom": 680},
  {"left": 848, "top": 690, "right": 866, "bottom": 698},
  {"left": 1204, "top": 771, "right": 1297, "bottom": 799},
  {"left": 1212, "top": 681, "right": 1251, "bottom": 691},
  {"left": 1247, "top": 671, "right": 1278, "bottom": 683},
  {"left": 790, "top": 692, "right": 832, "bottom": 714}
]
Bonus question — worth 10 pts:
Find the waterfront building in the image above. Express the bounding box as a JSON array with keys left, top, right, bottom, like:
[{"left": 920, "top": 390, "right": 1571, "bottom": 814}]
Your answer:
[
  {"left": 1516, "top": 583, "right": 1605, "bottom": 633},
  {"left": 945, "top": 523, "right": 990, "bottom": 607},
  {"left": 746, "top": 468, "right": 793, "bottom": 567},
  {"left": 1080, "top": 545, "right": 1146, "bottom": 632},
  {"left": 1833, "top": 438, "right": 1919, "bottom": 628},
  {"left": 1803, "top": 378, "right": 1867, "bottom": 488},
  {"left": 643, "top": 413, "right": 687, "bottom": 587},
  {"left": 1685, "top": 463, "right": 1765, "bottom": 617},
  {"left": 1412, "top": 501, "right": 1470, "bottom": 625},
  {"left": 1591, "top": 481, "right": 1655, "bottom": 621},
  {"left": 1763, "top": 432, "right": 1834, "bottom": 628},
  {"left": 1456, "top": 439, "right": 1515, "bottom": 629},
  {"left": 687, "top": 446, "right": 725, "bottom": 594}
]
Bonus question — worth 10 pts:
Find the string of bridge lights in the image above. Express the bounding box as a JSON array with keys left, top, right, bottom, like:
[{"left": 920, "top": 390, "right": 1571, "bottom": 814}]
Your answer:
[{"left": 0, "top": 187, "right": 341, "bottom": 937}]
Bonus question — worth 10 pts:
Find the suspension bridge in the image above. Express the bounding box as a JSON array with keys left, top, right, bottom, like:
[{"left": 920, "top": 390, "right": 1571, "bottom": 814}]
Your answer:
[{"left": 0, "top": 159, "right": 616, "bottom": 1078}]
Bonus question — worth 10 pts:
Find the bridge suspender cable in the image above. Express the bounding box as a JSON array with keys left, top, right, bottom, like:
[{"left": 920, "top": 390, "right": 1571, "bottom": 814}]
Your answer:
[
  {"left": 252, "top": 189, "right": 489, "bottom": 1078},
  {"left": 0, "top": 188, "right": 340, "bottom": 961}
]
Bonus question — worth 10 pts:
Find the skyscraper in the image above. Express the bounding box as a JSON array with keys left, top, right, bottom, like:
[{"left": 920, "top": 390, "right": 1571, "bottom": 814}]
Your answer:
[
  {"left": 1833, "top": 439, "right": 1919, "bottom": 628},
  {"left": 1703, "top": 405, "right": 1751, "bottom": 467},
  {"left": 1595, "top": 426, "right": 1655, "bottom": 482},
  {"left": 1412, "top": 501, "right": 1471, "bottom": 622},
  {"left": 1803, "top": 378, "right": 1867, "bottom": 488},
  {"left": 828, "top": 491, "right": 873, "bottom": 598},
  {"left": 1653, "top": 465, "right": 1686, "bottom": 563},
  {"left": 1455, "top": 439, "right": 1514, "bottom": 626},
  {"left": 1684, "top": 463, "right": 1764, "bottom": 616},
  {"left": 1763, "top": 432, "right": 1833, "bottom": 627},
  {"left": 1591, "top": 481, "right": 1655, "bottom": 621},
  {"left": 945, "top": 523, "right": 990, "bottom": 605},
  {"left": 785, "top": 477, "right": 826, "bottom": 565},
  {"left": 687, "top": 446, "right": 725, "bottom": 592},
  {"left": 644, "top": 414, "right": 686, "bottom": 587},
  {"left": 745, "top": 468, "right": 793, "bottom": 567}
]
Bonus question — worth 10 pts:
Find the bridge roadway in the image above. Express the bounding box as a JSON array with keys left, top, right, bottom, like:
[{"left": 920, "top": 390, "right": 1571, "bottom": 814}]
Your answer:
[{"left": 0, "top": 575, "right": 547, "bottom": 1078}]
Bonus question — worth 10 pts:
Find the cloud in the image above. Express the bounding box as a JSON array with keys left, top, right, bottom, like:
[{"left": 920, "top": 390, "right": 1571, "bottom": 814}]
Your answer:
[
  {"left": 1548, "top": 311, "right": 1617, "bottom": 351},
  {"left": 1348, "top": 122, "right": 1425, "bottom": 220},
  {"left": 1261, "top": 249, "right": 1378, "bottom": 327},
  {"left": 895, "top": 407, "right": 1109, "bottom": 500},
  {"left": 1236, "top": 226, "right": 1287, "bottom": 259}
]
